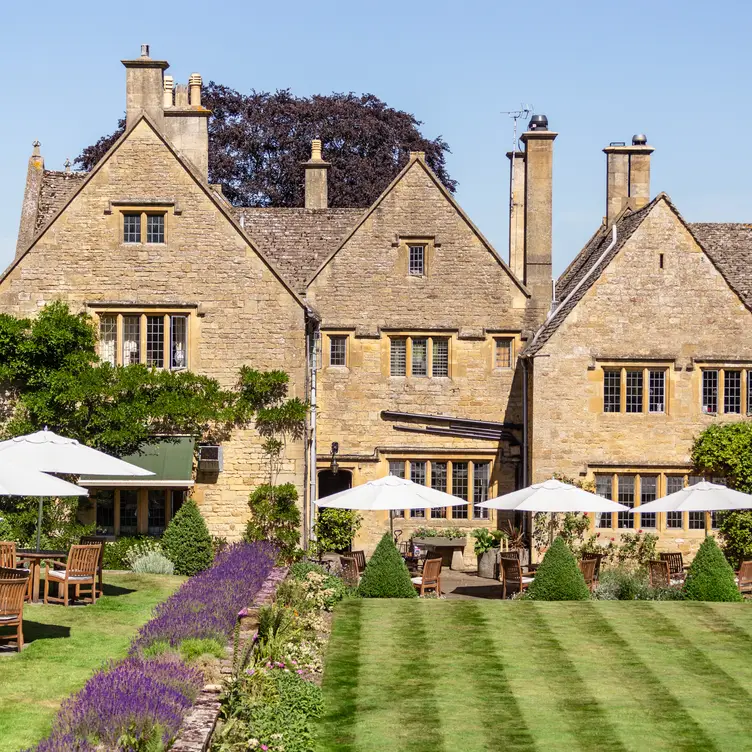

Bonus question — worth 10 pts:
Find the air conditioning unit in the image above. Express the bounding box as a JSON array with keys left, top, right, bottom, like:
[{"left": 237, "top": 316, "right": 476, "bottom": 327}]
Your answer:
[{"left": 198, "top": 445, "right": 223, "bottom": 473}]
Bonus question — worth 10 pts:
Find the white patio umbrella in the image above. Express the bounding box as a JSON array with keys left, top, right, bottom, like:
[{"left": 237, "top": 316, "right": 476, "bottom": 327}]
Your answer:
[
  {"left": 315, "top": 475, "right": 470, "bottom": 535},
  {"left": 0, "top": 429, "right": 154, "bottom": 477},
  {"left": 478, "top": 478, "right": 629, "bottom": 546},
  {"left": 0, "top": 428, "right": 152, "bottom": 551},
  {"left": 0, "top": 459, "right": 88, "bottom": 552},
  {"left": 630, "top": 480, "right": 752, "bottom": 535}
]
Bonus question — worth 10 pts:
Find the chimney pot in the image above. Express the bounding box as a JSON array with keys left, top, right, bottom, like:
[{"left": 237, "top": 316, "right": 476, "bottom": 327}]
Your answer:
[
  {"left": 632, "top": 133, "right": 648, "bottom": 145},
  {"left": 163, "top": 75, "right": 174, "bottom": 108},
  {"left": 189, "top": 73, "right": 202, "bottom": 106},
  {"left": 64, "top": 158, "right": 71, "bottom": 174},
  {"left": 141, "top": 44, "right": 150, "bottom": 58},
  {"left": 528, "top": 114, "right": 549, "bottom": 131},
  {"left": 310, "top": 139, "right": 323, "bottom": 161},
  {"left": 32, "top": 140, "right": 41, "bottom": 157}
]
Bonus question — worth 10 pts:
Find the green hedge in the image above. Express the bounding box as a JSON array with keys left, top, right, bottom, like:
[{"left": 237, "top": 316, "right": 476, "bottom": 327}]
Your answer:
[
  {"left": 161, "top": 499, "right": 214, "bottom": 576},
  {"left": 526, "top": 537, "right": 590, "bottom": 601},
  {"left": 682, "top": 536, "right": 743, "bottom": 602},
  {"left": 358, "top": 533, "right": 417, "bottom": 598}
]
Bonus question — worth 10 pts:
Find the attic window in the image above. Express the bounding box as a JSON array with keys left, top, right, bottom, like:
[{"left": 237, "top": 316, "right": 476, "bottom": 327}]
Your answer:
[
  {"left": 408, "top": 245, "right": 425, "bottom": 276},
  {"left": 121, "top": 210, "right": 166, "bottom": 245}
]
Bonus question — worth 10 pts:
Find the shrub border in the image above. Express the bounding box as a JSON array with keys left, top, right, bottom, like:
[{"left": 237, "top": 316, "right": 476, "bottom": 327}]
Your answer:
[{"left": 171, "top": 566, "right": 289, "bottom": 752}]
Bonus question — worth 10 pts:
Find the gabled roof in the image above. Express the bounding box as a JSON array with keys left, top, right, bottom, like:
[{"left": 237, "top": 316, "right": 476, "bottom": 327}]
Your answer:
[
  {"left": 232, "top": 207, "right": 362, "bottom": 292},
  {"left": 524, "top": 196, "right": 660, "bottom": 357},
  {"left": 305, "top": 155, "right": 530, "bottom": 295},
  {"left": 2, "top": 114, "right": 307, "bottom": 310},
  {"left": 689, "top": 223, "right": 752, "bottom": 308},
  {"left": 36, "top": 170, "right": 88, "bottom": 232}
]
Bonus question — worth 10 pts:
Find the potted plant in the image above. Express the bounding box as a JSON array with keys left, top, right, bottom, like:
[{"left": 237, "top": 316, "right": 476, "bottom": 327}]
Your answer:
[
  {"left": 472, "top": 528, "right": 507, "bottom": 579},
  {"left": 502, "top": 521, "right": 530, "bottom": 568}
]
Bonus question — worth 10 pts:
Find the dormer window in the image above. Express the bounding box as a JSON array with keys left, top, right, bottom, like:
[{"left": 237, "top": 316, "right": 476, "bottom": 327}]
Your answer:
[{"left": 408, "top": 245, "right": 425, "bottom": 275}]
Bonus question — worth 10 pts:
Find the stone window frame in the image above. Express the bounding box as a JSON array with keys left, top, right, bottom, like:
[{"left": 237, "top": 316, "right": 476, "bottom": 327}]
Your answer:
[
  {"left": 92, "top": 305, "right": 195, "bottom": 371},
  {"left": 386, "top": 457, "right": 496, "bottom": 522},
  {"left": 599, "top": 364, "right": 670, "bottom": 415},
  {"left": 120, "top": 208, "right": 169, "bottom": 246},
  {"left": 699, "top": 365, "right": 752, "bottom": 416},
  {"left": 387, "top": 333, "right": 452, "bottom": 379},
  {"left": 398, "top": 236, "right": 435, "bottom": 278},
  {"left": 326, "top": 333, "right": 349, "bottom": 369},
  {"left": 592, "top": 470, "right": 724, "bottom": 532}
]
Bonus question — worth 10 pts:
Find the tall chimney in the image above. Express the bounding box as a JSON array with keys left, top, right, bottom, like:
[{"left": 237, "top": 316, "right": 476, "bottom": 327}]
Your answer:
[
  {"left": 507, "top": 149, "right": 526, "bottom": 280},
  {"left": 521, "top": 114, "right": 557, "bottom": 322},
  {"left": 122, "top": 44, "right": 169, "bottom": 130},
  {"left": 303, "top": 139, "right": 330, "bottom": 209},
  {"left": 163, "top": 73, "right": 211, "bottom": 180},
  {"left": 15, "top": 140, "right": 44, "bottom": 258},
  {"left": 603, "top": 135, "right": 654, "bottom": 225}
]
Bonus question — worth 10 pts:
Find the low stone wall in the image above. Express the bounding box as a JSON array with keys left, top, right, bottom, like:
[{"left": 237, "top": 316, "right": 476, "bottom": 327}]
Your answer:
[{"left": 171, "top": 566, "right": 289, "bottom": 752}]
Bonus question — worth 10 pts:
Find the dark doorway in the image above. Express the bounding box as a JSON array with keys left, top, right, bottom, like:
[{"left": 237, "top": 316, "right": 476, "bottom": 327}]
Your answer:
[{"left": 318, "top": 469, "right": 353, "bottom": 499}]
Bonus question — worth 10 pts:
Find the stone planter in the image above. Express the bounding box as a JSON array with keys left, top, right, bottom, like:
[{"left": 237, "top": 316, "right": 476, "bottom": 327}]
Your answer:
[
  {"left": 477, "top": 548, "right": 499, "bottom": 579},
  {"left": 413, "top": 537, "right": 468, "bottom": 571}
]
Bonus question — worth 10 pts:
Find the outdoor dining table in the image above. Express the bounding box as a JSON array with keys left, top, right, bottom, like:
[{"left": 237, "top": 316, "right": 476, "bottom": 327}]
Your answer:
[{"left": 17, "top": 549, "right": 67, "bottom": 603}]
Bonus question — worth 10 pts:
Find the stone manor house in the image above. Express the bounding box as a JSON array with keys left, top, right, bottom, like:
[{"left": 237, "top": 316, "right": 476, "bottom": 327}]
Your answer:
[{"left": 4, "top": 47, "right": 752, "bottom": 560}]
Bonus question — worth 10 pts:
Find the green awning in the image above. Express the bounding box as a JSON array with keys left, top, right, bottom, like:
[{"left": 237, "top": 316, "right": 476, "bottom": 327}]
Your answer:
[{"left": 79, "top": 437, "right": 195, "bottom": 487}]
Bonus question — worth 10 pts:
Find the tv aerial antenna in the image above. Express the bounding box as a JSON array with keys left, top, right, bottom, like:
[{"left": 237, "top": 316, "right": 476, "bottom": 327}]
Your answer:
[{"left": 502, "top": 105, "right": 533, "bottom": 212}]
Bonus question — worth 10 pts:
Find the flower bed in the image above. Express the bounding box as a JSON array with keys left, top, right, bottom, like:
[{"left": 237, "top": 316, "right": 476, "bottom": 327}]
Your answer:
[
  {"left": 132, "top": 542, "right": 276, "bottom": 652},
  {"left": 29, "top": 542, "right": 276, "bottom": 751}
]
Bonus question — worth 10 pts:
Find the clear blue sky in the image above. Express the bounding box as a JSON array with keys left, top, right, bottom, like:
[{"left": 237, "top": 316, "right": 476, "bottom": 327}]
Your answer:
[{"left": 1, "top": 0, "right": 750, "bottom": 275}]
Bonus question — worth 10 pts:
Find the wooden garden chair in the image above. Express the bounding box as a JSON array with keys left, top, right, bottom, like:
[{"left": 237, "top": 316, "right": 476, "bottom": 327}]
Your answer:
[
  {"left": 44, "top": 545, "right": 100, "bottom": 606},
  {"left": 411, "top": 557, "right": 442, "bottom": 596},
  {"left": 581, "top": 552, "right": 605, "bottom": 583},
  {"left": 0, "top": 566, "right": 30, "bottom": 651},
  {"left": 350, "top": 550, "right": 367, "bottom": 574},
  {"left": 578, "top": 558, "right": 597, "bottom": 592},
  {"left": 0, "top": 542, "right": 16, "bottom": 569},
  {"left": 79, "top": 536, "right": 106, "bottom": 597},
  {"left": 648, "top": 559, "right": 671, "bottom": 588},
  {"left": 660, "top": 552, "right": 685, "bottom": 582},
  {"left": 737, "top": 561, "right": 752, "bottom": 596},
  {"left": 500, "top": 556, "right": 533, "bottom": 599},
  {"left": 339, "top": 556, "right": 360, "bottom": 587}
]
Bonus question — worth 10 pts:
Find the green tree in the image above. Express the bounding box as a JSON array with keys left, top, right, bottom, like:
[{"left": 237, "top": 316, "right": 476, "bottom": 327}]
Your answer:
[
  {"left": 525, "top": 537, "right": 590, "bottom": 601},
  {"left": 161, "top": 499, "right": 214, "bottom": 576},
  {"left": 75, "top": 87, "right": 456, "bottom": 208},
  {"left": 245, "top": 483, "right": 301, "bottom": 563},
  {"left": 314, "top": 509, "right": 362, "bottom": 555},
  {"left": 358, "top": 533, "right": 417, "bottom": 599},
  {"left": 682, "top": 536, "right": 743, "bottom": 602},
  {"left": 691, "top": 422, "right": 752, "bottom": 567}
]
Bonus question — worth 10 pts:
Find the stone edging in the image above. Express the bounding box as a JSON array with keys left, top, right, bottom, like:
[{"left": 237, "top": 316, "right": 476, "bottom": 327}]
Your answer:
[{"left": 170, "top": 566, "right": 289, "bottom": 752}]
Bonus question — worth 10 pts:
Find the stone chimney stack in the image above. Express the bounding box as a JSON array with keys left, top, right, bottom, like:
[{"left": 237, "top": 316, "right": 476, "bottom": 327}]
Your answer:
[
  {"left": 163, "top": 72, "right": 211, "bottom": 181},
  {"left": 15, "top": 140, "right": 44, "bottom": 259},
  {"left": 603, "top": 135, "right": 654, "bottom": 226},
  {"left": 521, "top": 114, "right": 557, "bottom": 322},
  {"left": 507, "top": 149, "right": 526, "bottom": 280},
  {"left": 303, "top": 139, "right": 330, "bottom": 209},
  {"left": 122, "top": 44, "right": 169, "bottom": 130}
]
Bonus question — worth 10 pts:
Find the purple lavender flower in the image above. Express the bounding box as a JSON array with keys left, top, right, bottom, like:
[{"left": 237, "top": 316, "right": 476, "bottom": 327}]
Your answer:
[{"left": 131, "top": 542, "right": 276, "bottom": 652}]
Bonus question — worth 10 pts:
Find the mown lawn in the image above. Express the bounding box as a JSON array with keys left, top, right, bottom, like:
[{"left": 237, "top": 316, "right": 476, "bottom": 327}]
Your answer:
[
  {"left": 0, "top": 572, "right": 184, "bottom": 752},
  {"left": 317, "top": 599, "right": 752, "bottom": 752}
]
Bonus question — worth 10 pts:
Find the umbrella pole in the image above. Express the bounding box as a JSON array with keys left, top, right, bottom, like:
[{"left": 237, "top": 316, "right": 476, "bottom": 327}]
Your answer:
[
  {"left": 549, "top": 512, "right": 555, "bottom": 548},
  {"left": 35, "top": 497, "right": 43, "bottom": 552},
  {"left": 705, "top": 511, "right": 710, "bottom": 538},
  {"left": 389, "top": 510, "right": 394, "bottom": 540}
]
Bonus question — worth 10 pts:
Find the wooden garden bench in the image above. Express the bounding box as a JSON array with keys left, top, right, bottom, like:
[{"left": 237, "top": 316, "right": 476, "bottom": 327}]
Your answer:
[{"left": 0, "top": 566, "right": 30, "bottom": 651}]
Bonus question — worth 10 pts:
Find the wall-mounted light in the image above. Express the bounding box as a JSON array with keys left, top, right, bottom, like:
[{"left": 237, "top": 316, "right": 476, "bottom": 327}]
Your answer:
[{"left": 330, "top": 441, "right": 339, "bottom": 475}]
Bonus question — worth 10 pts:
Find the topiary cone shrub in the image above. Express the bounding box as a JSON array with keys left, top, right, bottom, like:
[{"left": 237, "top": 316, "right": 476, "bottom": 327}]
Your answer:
[
  {"left": 358, "top": 532, "right": 417, "bottom": 598},
  {"left": 682, "top": 536, "right": 743, "bottom": 602},
  {"left": 525, "top": 536, "right": 590, "bottom": 601},
  {"left": 161, "top": 498, "right": 214, "bottom": 576}
]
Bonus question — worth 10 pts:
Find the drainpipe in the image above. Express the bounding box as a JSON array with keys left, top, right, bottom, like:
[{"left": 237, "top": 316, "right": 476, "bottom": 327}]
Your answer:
[
  {"left": 308, "top": 325, "right": 320, "bottom": 547},
  {"left": 522, "top": 357, "right": 531, "bottom": 561}
]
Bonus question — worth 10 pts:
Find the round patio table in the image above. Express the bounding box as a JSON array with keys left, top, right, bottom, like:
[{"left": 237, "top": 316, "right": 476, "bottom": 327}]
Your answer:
[{"left": 17, "top": 550, "right": 67, "bottom": 603}]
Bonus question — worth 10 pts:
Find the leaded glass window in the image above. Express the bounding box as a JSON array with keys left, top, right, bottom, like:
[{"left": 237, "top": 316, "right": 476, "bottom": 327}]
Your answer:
[
  {"left": 702, "top": 370, "right": 718, "bottom": 414},
  {"left": 430, "top": 462, "right": 447, "bottom": 519},
  {"left": 639, "top": 476, "right": 657, "bottom": 528},
  {"left": 146, "top": 214, "right": 165, "bottom": 243},
  {"left": 95, "top": 490, "right": 115, "bottom": 535},
  {"left": 725, "top": 370, "right": 741, "bottom": 414},
  {"left": 122, "top": 316, "right": 141, "bottom": 365},
  {"left": 595, "top": 474, "right": 613, "bottom": 528},
  {"left": 412, "top": 338, "right": 428, "bottom": 377},
  {"left": 604, "top": 370, "right": 621, "bottom": 412},
  {"left": 495, "top": 338, "right": 513, "bottom": 369},
  {"left": 146, "top": 316, "right": 164, "bottom": 368},
  {"left": 473, "top": 462, "right": 490, "bottom": 519},
  {"left": 408, "top": 245, "right": 425, "bottom": 275},
  {"left": 648, "top": 370, "right": 665, "bottom": 413},
  {"left": 123, "top": 213, "right": 141, "bottom": 243},
  {"left": 432, "top": 338, "right": 449, "bottom": 377},
  {"left": 452, "top": 462, "right": 469, "bottom": 519},
  {"left": 617, "top": 475, "right": 635, "bottom": 528},
  {"left": 666, "top": 475, "right": 685, "bottom": 529},
  {"left": 626, "top": 370, "right": 643, "bottom": 413},
  {"left": 410, "top": 461, "right": 427, "bottom": 518},
  {"left": 329, "top": 335, "right": 347, "bottom": 367},
  {"left": 170, "top": 315, "right": 188, "bottom": 370},
  {"left": 390, "top": 338, "right": 407, "bottom": 376},
  {"left": 148, "top": 490, "right": 167, "bottom": 535},
  {"left": 99, "top": 315, "right": 117, "bottom": 366},
  {"left": 120, "top": 490, "right": 138, "bottom": 535}
]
